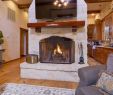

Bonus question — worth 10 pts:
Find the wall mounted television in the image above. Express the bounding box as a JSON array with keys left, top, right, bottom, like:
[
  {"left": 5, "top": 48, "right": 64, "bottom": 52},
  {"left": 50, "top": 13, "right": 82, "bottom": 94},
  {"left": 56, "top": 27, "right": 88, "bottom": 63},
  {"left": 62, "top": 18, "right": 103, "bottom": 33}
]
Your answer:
[{"left": 35, "top": 0, "right": 77, "bottom": 20}]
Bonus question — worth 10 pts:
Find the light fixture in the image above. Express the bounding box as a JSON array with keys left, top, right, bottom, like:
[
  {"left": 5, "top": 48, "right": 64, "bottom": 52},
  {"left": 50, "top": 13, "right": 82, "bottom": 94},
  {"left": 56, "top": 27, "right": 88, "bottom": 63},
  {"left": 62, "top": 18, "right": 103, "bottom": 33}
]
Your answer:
[
  {"left": 58, "top": 3, "right": 62, "bottom": 7},
  {"left": 61, "top": 0, "right": 65, "bottom": 3},
  {"left": 95, "top": 14, "right": 101, "bottom": 20},
  {"left": 53, "top": 0, "right": 58, "bottom": 6},
  {"left": 91, "top": 13, "right": 95, "bottom": 16},
  {"left": 53, "top": 0, "right": 70, "bottom": 7},
  {"left": 63, "top": 1, "right": 68, "bottom": 6}
]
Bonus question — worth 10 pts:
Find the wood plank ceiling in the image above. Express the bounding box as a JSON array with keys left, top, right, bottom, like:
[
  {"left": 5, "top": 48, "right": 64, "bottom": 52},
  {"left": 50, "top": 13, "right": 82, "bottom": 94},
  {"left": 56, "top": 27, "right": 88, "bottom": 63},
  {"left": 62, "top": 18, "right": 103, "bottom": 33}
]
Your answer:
[{"left": 85, "top": 0, "right": 112, "bottom": 14}]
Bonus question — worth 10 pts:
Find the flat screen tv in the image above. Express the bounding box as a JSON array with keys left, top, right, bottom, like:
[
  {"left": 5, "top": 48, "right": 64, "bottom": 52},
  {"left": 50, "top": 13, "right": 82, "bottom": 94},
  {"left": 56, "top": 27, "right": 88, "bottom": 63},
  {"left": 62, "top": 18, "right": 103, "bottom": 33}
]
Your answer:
[{"left": 35, "top": 0, "right": 77, "bottom": 19}]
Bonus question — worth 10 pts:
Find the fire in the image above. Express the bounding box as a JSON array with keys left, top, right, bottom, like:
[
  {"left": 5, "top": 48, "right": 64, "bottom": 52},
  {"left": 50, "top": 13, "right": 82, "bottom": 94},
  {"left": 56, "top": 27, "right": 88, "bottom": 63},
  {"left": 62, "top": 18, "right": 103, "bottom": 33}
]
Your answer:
[{"left": 54, "top": 44, "right": 62, "bottom": 55}]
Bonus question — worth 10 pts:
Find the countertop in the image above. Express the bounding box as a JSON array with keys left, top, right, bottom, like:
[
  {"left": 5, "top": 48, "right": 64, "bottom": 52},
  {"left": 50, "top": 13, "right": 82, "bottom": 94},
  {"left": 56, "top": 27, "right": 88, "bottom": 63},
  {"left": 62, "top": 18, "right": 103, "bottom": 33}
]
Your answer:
[{"left": 96, "top": 46, "right": 113, "bottom": 50}]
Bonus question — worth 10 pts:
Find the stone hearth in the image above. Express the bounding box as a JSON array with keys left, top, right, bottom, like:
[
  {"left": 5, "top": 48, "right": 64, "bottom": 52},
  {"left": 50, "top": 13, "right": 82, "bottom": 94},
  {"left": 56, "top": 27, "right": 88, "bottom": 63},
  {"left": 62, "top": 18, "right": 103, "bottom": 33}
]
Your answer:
[{"left": 20, "top": 0, "right": 88, "bottom": 82}]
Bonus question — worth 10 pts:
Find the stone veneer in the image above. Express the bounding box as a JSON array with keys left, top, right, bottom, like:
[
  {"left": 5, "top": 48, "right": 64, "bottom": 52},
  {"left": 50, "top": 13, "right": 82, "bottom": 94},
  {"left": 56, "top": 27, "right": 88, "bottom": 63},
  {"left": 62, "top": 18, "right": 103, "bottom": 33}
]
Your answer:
[{"left": 20, "top": 0, "right": 88, "bottom": 82}]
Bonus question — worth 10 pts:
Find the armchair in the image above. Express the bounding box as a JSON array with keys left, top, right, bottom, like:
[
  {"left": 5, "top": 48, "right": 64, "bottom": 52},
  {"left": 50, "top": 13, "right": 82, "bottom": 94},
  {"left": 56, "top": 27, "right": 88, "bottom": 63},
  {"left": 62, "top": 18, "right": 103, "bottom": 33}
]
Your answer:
[
  {"left": 76, "top": 54, "right": 113, "bottom": 95},
  {"left": 75, "top": 65, "right": 106, "bottom": 95}
]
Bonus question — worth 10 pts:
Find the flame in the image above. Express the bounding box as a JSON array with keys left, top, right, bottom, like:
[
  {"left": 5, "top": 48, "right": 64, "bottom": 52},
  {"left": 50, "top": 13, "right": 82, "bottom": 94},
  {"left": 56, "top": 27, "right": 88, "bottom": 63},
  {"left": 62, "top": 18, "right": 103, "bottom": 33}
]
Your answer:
[{"left": 54, "top": 44, "right": 62, "bottom": 55}]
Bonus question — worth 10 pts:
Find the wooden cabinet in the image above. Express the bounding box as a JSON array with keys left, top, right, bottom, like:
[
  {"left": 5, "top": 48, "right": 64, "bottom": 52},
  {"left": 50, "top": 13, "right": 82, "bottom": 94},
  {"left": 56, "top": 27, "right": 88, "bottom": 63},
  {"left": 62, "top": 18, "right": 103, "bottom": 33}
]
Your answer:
[
  {"left": 87, "top": 24, "right": 95, "bottom": 40},
  {"left": 94, "top": 21, "right": 102, "bottom": 40},
  {"left": 87, "top": 45, "right": 93, "bottom": 57},
  {"left": 87, "top": 21, "right": 102, "bottom": 40},
  {"left": 93, "top": 47, "right": 113, "bottom": 64}
]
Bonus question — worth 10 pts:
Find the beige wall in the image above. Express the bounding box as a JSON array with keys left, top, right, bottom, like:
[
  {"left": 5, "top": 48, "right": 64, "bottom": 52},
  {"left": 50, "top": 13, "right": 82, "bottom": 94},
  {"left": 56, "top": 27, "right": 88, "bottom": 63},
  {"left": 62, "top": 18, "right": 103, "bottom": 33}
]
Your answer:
[{"left": 0, "top": 1, "right": 28, "bottom": 62}]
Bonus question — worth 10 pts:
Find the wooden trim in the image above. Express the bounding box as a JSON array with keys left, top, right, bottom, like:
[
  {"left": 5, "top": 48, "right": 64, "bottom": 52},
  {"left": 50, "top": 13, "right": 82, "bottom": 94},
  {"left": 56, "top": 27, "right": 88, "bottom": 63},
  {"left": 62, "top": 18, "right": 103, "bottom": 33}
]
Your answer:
[
  {"left": 4, "top": 58, "right": 21, "bottom": 64},
  {"left": 20, "top": 28, "right": 29, "bottom": 57},
  {"left": 88, "top": 10, "right": 101, "bottom": 14}
]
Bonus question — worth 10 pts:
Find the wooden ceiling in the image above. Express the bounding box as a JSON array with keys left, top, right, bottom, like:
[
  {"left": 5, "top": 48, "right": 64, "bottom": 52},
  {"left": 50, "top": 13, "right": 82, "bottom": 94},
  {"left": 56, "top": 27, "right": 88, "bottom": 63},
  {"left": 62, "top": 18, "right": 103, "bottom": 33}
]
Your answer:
[{"left": 85, "top": 0, "right": 112, "bottom": 3}]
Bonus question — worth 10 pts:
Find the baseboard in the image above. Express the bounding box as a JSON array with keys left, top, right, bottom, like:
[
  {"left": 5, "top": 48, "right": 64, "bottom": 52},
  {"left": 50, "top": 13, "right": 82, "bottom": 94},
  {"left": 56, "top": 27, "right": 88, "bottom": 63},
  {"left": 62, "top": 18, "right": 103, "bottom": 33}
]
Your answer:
[{"left": 4, "top": 57, "right": 23, "bottom": 63}]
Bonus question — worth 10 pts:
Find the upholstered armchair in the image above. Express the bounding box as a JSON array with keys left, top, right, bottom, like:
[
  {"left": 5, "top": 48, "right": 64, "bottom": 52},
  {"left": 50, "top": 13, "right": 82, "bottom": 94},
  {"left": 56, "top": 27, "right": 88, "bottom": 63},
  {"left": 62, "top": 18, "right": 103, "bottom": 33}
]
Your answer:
[{"left": 76, "top": 54, "right": 113, "bottom": 95}]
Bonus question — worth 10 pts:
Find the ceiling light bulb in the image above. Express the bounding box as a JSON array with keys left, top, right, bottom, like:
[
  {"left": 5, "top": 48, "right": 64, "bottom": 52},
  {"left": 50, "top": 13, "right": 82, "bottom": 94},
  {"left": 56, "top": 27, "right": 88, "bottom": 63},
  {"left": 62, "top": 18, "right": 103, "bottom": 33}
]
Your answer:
[
  {"left": 61, "top": 0, "right": 65, "bottom": 3},
  {"left": 64, "top": 2, "right": 68, "bottom": 6},
  {"left": 53, "top": 0, "right": 58, "bottom": 6},
  {"left": 91, "top": 13, "right": 95, "bottom": 16},
  {"left": 54, "top": 0, "right": 58, "bottom": 5},
  {"left": 58, "top": 3, "right": 62, "bottom": 7}
]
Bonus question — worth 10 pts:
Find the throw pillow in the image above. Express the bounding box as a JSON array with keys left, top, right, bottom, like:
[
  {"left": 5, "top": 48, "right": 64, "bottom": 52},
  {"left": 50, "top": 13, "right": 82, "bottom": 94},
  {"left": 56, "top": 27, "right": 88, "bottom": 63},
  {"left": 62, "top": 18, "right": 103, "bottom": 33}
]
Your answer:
[{"left": 96, "top": 72, "right": 113, "bottom": 95}]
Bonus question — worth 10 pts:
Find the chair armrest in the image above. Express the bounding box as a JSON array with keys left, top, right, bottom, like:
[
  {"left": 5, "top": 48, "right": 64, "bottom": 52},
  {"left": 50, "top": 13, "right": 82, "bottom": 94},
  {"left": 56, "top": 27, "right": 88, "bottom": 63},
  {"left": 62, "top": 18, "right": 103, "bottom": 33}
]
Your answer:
[{"left": 78, "top": 65, "right": 106, "bottom": 87}]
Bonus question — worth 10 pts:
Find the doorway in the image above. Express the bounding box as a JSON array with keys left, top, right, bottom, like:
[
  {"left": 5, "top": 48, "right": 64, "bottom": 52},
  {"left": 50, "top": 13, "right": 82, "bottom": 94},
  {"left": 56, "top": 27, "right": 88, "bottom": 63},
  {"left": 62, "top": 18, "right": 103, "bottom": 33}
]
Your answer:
[{"left": 20, "top": 28, "right": 28, "bottom": 57}]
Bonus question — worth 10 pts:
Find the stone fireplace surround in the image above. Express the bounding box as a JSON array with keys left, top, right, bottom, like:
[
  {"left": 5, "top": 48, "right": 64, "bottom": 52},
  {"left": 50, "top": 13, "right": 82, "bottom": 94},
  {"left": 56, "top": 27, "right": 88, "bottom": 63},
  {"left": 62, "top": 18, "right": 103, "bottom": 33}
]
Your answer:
[{"left": 20, "top": 0, "right": 88, "bottom": 82}]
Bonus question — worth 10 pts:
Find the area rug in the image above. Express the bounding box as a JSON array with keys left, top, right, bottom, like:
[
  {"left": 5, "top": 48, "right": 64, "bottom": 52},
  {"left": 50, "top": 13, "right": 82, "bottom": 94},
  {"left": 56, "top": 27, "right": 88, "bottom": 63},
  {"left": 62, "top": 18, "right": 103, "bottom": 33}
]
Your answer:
[{"left": 0, "top": 83, "right": 75, "bottom": 95}]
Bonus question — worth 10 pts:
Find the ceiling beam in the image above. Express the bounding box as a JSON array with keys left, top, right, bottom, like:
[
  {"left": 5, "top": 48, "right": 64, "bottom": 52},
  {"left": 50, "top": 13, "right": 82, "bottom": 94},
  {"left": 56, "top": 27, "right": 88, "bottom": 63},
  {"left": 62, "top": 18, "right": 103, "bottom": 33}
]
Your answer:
[
  {"left": 1, "top": 0, "right": 30, "bottom": 9},
  {"left": 88, "top": 10, "right": 101, "bottom": 14},
  {"left": 18, "top": 4, "right": 30, "bottom": 9},
  {"left": 85, "top": 0, "right": 112, "bottom": 3}
]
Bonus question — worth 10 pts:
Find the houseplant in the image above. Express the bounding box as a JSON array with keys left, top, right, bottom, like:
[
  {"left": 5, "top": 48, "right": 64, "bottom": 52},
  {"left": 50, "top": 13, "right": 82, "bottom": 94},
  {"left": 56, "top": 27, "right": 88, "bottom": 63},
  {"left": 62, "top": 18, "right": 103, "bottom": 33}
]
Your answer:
[{"left": 0, "top": 30, "right": 4, "bottom": 49}]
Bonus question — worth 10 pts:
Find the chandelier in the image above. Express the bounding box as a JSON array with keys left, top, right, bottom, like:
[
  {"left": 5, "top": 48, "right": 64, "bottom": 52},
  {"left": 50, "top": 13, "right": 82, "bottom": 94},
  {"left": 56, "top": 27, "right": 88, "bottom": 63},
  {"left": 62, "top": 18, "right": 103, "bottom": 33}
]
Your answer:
[{"left": 53, "top": 0, "right": 70, "bottom": 7}]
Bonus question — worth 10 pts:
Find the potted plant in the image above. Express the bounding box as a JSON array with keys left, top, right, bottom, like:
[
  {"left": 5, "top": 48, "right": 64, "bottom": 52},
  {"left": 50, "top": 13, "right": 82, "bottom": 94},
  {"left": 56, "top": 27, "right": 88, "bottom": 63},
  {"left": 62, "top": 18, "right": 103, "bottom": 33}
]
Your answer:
[{"left": 0, "top": 30, "right": 4, "bottom": 49}]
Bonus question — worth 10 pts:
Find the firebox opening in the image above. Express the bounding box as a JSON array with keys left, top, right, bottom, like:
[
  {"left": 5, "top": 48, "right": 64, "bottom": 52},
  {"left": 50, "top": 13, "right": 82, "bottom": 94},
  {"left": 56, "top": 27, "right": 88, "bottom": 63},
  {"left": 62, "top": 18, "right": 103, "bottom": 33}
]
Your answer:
[{"left": 39, "top": 36, "right": 75, "bottom": 64}]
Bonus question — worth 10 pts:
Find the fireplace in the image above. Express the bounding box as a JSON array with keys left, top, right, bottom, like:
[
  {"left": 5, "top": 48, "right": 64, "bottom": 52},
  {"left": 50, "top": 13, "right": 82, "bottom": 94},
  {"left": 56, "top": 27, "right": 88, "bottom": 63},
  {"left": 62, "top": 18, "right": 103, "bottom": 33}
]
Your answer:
[{"left": 39, "top": 36, "right": 75, "bottom": 64}]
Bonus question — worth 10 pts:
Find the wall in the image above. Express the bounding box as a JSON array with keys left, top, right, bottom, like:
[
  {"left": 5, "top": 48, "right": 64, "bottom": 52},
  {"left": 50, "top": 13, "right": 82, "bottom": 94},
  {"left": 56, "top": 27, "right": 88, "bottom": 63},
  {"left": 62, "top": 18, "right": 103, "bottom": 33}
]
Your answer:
[
  {"left": 0, "top": 0, "right": 28, "bottom": 62},
  {"left": 28, "top": 0, "right": 88, "bottom": 65}
]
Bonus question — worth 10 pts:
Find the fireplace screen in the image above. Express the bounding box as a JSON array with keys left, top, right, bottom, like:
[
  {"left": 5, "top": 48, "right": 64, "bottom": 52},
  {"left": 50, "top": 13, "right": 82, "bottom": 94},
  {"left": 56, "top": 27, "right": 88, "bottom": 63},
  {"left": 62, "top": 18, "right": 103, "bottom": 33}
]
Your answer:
[{"left": 39, "top": 36, "right": 75, "bottom": 64}]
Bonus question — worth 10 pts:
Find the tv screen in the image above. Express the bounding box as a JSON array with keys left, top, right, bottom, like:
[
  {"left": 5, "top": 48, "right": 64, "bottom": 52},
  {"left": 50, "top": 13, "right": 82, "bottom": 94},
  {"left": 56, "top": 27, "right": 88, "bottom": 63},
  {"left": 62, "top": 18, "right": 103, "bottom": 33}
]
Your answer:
[{"left": 35, "top": 0, "right": 77, "bottom": 19}]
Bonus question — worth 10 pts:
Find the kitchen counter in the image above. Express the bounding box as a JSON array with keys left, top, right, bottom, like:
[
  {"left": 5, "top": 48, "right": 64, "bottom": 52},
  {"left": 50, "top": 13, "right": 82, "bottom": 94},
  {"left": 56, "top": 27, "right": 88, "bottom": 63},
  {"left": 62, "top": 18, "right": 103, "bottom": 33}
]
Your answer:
[{"left": 96, "top": 46, "right": 113, "bottom": 50}]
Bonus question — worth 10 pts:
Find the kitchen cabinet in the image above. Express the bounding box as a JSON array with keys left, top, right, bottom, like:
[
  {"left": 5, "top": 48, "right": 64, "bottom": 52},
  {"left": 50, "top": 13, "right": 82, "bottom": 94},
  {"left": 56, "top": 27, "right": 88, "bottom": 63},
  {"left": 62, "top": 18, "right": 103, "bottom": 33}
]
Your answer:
[
  {"left": 87, "top": 24, "right": 95, "bottom": 40},
  {"left": 93, "top": 47, "right": 113, "bottom": 64},
  {"left": 87, "top": 21, "right": 102, "bottom": 40},
  {"left": 94, "top": 21, "right": 102, "bottom": 40}
]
